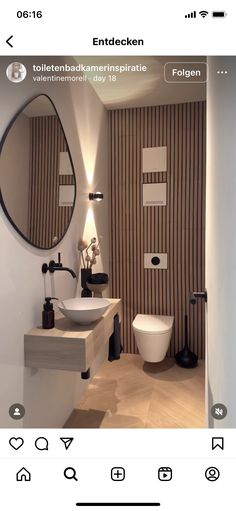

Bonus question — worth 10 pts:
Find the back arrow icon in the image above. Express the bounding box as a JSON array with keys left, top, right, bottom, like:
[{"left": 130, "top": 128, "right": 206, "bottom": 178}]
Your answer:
[{"left": 6, "top": 35, "right": 13, "bottom": 48}]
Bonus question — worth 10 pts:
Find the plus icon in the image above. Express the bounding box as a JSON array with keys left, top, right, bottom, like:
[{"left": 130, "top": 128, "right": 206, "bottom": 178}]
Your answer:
[{"left": 111, "top": 467, "right": 125, "bottom": 481}]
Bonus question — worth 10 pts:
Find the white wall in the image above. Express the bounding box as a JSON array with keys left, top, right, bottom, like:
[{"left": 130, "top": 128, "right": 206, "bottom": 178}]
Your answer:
[
  {"left": 0, "top": 57, "right": 109, "bottom": 427},
  {"left": 206, "top": 57, "right": 236, "bottom": 427}
]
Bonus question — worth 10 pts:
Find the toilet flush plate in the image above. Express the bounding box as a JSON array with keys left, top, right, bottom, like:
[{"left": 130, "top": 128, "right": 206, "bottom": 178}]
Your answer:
[
  {"left": 144, "top": 253, "right": 168, "bottom": 269},
  {"left": 143, "top": 183, "right": 167, "bottom": 206}
]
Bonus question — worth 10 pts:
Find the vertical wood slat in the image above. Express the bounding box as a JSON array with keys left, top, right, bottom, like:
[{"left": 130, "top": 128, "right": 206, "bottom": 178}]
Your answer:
[
  {"left": 109, "top": 102, "right": 206, "bottom": 359},
  {"left": 27, "top": 115, "right": 74, "bottom": 249}
]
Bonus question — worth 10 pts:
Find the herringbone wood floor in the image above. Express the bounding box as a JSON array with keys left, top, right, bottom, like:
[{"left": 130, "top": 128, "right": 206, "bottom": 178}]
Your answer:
[{"left": 64, "top": 355, "right": 205, "bottom": 428}]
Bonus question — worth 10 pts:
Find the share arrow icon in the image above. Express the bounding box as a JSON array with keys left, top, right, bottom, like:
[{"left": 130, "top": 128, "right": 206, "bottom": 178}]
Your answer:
[{"left": 60, "top": 437, "right": 74, "bottom": 450}]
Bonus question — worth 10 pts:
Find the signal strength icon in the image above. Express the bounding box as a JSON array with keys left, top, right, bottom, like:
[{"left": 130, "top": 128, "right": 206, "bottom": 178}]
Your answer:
[
  {"left": 185, "top": 11, "right": 196, "bottom": 18},
  {"left": 199, "top": 10, "right": 209, "bottom": 18}
]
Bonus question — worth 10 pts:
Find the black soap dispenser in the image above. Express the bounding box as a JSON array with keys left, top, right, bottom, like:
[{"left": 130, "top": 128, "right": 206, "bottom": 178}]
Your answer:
[{"left": 42, "top": 297, "right": 57, "bottom": 329}]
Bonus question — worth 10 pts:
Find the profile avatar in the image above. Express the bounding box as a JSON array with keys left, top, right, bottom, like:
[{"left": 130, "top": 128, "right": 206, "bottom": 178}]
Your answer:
[{"left": 6, "top": 62, "right": 27, "bottom": 83}]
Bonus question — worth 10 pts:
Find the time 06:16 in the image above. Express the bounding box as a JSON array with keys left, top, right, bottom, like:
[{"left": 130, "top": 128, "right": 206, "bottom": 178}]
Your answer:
[{"left": 17, "top": 11, "right": 43, "bottom": 18}]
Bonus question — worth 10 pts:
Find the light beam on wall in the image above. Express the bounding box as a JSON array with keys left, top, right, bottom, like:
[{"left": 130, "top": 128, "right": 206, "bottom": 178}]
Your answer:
[
  {"left": 82, "top": 207, "right": 98, "bottom": 245},
  {"left": 82, "top": 207, "right": 104, "bottom": 273},
  {"left": 71, "top": 78, "right": 105, "bottom": 185}
]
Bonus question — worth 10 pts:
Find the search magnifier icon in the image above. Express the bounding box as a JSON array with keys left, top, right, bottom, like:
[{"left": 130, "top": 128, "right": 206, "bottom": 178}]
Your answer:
[{"left": 64, "top": 467, "right": 78, "bottom": 481}]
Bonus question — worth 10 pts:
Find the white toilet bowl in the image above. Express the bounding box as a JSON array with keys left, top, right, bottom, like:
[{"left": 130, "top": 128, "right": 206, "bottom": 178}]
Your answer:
[{"left": 132, "top": 314, "right": 174, "bottom": 363}]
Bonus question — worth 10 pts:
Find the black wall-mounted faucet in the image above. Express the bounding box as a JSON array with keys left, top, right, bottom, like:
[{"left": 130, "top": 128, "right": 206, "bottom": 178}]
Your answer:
[
  {"left": 42, "top": 252, "right": 77, "bottom": 279},
  {"left": 190, "top": 291, "right": 207, "bottom": 305}
]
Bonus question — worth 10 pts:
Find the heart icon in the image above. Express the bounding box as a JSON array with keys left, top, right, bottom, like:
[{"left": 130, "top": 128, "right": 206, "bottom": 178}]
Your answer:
[{"left": 9, "top": 437, "right": 24, "bottom": 450}]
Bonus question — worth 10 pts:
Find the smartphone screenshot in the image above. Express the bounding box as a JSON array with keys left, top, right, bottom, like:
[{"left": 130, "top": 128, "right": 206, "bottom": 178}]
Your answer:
[{"left": 0, "top": 1, "right": 235, "bottom": 509}]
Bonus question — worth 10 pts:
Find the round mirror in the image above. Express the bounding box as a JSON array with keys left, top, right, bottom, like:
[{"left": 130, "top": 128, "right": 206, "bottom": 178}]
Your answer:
[{"left": 0, "top": 94, "right": 76, "bottom": 249}]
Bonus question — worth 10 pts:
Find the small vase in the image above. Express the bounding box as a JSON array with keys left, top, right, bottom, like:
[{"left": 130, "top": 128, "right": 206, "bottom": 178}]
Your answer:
[{"left": 81, "top": 268, "right": 92, "bottom": 297}]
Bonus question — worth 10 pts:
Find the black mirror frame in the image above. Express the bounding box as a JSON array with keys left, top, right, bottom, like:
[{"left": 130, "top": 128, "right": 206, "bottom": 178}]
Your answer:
[{"left": 0, "top": 93, "right": 77, "bottom": 250}]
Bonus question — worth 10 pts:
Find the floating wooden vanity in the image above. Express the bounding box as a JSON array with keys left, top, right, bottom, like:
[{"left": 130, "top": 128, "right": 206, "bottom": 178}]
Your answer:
[{"left": 24, "top": 299, "right": 121, "bottom": 373}]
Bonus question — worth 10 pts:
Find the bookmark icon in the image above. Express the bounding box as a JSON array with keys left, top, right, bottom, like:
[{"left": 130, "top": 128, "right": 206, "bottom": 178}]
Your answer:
[
  {"left": 212, "top": 437, "right": 224, "bottom": 450},
  {"left": 60, "top": 437, "right": 74, "bottom": 450}
]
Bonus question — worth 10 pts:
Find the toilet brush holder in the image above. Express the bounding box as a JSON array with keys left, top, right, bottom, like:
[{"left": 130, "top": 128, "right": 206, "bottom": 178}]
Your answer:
[{"left": 175, "top": 314, "right": 198, "bottom": 368}]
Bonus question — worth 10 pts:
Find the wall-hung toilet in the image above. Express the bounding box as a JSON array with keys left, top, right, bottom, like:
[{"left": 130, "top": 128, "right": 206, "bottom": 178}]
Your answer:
[{"left": 132, "top": 315, "right": 174, "bottom": 363}]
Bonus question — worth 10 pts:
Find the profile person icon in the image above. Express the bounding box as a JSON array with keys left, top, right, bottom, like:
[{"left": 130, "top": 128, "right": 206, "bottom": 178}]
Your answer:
[
  {"left": 205, "top": 467, "right": 220, "bottom": 481},
  {"left": 13, "top": 407, "right": 21, "bottom": 416},
  {"left": 6, "top": 62, "right": 27, "bottom": 83},
  {"left": 9, "top": 403, "right": 25, "bottom": 420}
]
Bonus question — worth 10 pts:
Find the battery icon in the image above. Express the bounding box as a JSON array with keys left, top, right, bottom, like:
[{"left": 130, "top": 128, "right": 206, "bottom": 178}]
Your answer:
[{"left": 212, "top": 11, "right": 227, "bottom": 17}]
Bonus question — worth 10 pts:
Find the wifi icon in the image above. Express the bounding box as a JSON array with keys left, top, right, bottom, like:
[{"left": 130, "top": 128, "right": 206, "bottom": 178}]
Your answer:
[{"left": 199, "top": 10, "right": 209, "bottom": 18}]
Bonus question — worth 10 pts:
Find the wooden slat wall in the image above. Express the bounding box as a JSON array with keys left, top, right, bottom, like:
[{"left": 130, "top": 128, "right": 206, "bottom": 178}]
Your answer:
[
  {"left": 109, "top": 102, "right": 206, "bottom": 358},
  {"left": 27, "top": 115, "right": 74, "bottom": 249}
]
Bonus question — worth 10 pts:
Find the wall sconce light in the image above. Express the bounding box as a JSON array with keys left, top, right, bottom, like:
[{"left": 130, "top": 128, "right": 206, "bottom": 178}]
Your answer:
[{"left": 89, "top": 192, "right": 104, "bottom": 202}]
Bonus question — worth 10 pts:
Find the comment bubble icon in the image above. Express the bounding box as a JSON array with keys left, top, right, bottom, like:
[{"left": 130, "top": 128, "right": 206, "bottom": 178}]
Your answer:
[{"left": 35, "top": 437, "right": 49, "bottom": 451}]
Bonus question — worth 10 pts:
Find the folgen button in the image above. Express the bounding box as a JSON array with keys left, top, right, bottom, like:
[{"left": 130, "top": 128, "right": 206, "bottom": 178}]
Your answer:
[{"left": 164, "top": 62, "right": 207, "bottom": 83}]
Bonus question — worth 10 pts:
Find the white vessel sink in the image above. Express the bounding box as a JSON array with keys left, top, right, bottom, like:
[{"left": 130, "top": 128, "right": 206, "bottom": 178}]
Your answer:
[{"left": 58, "top": 297, "right": 111, "bottom": 325}]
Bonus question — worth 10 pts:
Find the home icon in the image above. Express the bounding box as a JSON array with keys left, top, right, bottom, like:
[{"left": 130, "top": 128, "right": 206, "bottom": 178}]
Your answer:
[{"left": 16, "top": 467, "right": 31, "bottom": 482}]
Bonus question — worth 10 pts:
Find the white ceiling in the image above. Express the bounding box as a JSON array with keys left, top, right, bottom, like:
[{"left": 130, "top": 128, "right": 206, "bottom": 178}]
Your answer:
[{"left": 74, "top": 56, "right": 206, "bottom": 109}]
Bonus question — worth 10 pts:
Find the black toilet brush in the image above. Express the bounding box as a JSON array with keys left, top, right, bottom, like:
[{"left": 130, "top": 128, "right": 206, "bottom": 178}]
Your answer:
[{"left": 175, "top": 314, "right": 198, "bottom": 368}]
